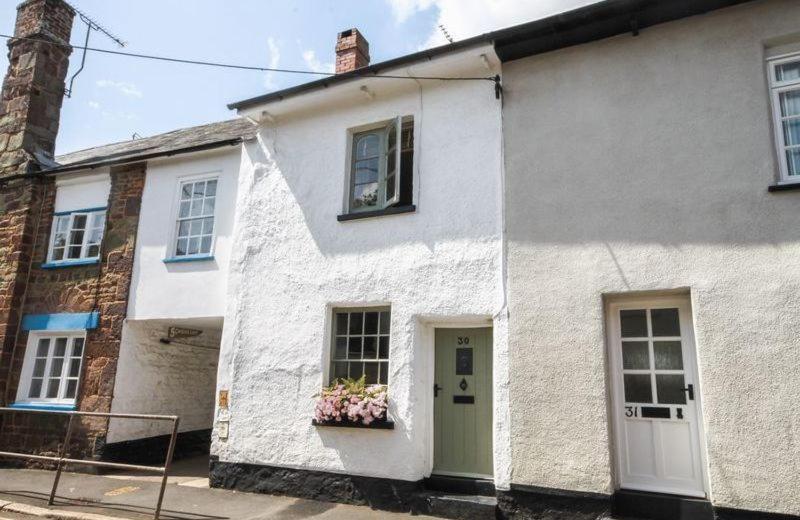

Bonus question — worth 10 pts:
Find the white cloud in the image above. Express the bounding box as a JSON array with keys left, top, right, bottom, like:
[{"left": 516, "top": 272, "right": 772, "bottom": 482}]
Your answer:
[
  {"left": 96, "top": 79, "right": 143, "bottom": 98},
  {"left": 263, "top": 37, "right": 282, "bottom": 90},
  {"left": 301, "top": 49, "right": 334, "bottom": 74},
  {"left": 88, "top": 101, "right": 101, "bottom": 109},
  {"left": 387, "top": 0, "right": 601, "bottom": 48}
]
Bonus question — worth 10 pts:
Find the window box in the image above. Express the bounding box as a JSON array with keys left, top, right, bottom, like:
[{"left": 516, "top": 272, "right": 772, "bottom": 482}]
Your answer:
[{"left": 312, "top": 418, "right": 394, "bottom": 429}]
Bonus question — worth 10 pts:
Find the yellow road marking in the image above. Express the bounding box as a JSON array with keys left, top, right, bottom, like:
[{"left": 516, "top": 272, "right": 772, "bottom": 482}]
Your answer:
[{"left": 104, "top": 485, "right": 140, "bottom": 496}]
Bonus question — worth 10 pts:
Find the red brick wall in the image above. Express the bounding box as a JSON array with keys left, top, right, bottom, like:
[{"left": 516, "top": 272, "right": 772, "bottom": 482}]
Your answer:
[{"left": 335, "top": 28, "right": 370, "bottom": 74}]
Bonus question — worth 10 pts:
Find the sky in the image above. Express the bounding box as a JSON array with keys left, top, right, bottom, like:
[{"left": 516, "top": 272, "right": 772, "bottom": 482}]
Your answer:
[{"left": 0, "top": 0, "right": 596, "bottom": 156}]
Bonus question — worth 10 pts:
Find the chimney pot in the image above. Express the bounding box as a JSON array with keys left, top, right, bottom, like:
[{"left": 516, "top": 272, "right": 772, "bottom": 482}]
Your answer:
[{"left": 335, "top": 28, "right": 370, "bottom": 74}]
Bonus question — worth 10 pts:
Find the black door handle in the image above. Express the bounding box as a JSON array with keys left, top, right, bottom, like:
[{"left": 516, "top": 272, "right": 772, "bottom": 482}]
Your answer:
[
  {"left": 683, "top": 384, "right": 694, "bottom": 401},
  {"left": 434, "top": 384, "right": 442, "bottom": 397}
]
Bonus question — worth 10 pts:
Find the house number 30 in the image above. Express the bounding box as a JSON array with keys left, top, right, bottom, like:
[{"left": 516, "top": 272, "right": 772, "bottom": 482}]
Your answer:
[{"left": 457, "top": 337, "right": 470, "bottom": 345}]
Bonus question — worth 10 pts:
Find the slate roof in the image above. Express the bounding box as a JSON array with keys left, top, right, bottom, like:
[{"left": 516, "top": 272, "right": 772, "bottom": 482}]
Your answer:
[{"left": 51, "top": 118, "right": 256, "bottom": 172}]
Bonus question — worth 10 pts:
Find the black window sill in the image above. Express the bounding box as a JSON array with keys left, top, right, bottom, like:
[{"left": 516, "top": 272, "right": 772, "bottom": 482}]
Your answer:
[
  {"left": 768, "top": 183, "right": 800, "bottom": 192},
  {"left": 312, "top": 419, "right": 395, "bottom": 430},
  {"left": 337, "top": 205, "right": 416, "bottom": 222}
]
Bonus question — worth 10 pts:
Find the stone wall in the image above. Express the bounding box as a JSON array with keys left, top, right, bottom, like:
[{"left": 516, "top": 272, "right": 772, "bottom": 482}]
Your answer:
[{"left": 0, "top": 163, "right": 145, "bottom": 461}]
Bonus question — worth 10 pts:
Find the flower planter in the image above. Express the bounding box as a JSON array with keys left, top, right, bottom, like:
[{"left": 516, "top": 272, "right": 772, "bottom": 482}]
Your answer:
[
  {"left": 312, "top": 419, "right": 395, "bottom": 429},
  {"left": 314, "top": 377, "right": 389, "bottom": 427}
]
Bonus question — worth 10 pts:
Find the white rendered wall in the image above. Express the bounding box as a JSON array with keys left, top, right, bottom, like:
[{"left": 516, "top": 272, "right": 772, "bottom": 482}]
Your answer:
[
  {"left": 213, "top": 46, "right": 511, "bottom": 486},
  {"left": 107, "top": 320, "right": 220, "bottom": 443},
  {"left": 502, "top": 1, "right": 800, "bottom": 515},
  {"left": 127, "top": 148, "right": 241, "bottom": 321},
  {"left": 54, "top": 171, "right": 110, "bottom": 212}
]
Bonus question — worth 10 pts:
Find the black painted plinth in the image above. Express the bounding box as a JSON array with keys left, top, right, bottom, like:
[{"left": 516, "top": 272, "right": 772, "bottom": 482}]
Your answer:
[{"left": 497, "top": 485, "right": 611, "bottom": 520}]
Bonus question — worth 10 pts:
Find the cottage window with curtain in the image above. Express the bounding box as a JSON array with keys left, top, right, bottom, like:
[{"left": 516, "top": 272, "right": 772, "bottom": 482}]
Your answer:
[
  {"left": 346, "top": 116, "right": 414, "bottom": 216},
  {"left": 330, "top": 308, "right": 390, "bottom": 385},
  {"left": 15, "top": 332, "right": 86, "bottom": 406},
  {"left": 769, "top": 54, "right": 800, "bottom": 184},
  {"left": 173, "top": 177, "right": 217, "bottom": 258}
]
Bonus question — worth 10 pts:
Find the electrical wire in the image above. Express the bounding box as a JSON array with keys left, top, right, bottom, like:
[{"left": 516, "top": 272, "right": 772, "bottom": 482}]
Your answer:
[{"left": 0, "top": 33, "right": 497, "bottom": 82}]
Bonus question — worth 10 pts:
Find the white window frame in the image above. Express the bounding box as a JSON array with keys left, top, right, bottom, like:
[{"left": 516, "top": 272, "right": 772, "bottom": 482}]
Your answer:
[
  {"left": 768, "top": 53, "right": 800, "bottom": 184},
  {"left": 346, "top": 116, "right": 414, "bottom": 214},
  {"left": 169, "top": 173, "right": 219, "bottom": 259},
  {"left": 15, "top": 331, "right": 86, "bottom": 406},
  {"left": 329, "top": 306, "right": 391, "bottom": 385},
  {"left": 47, "top": 208, "right": 106, "bottom": 264}
]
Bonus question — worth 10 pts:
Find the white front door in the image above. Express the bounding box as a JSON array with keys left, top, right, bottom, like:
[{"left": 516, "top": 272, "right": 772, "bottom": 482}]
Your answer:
[{"left": 608, "top": 298, "right": 707, "bottom": 497}]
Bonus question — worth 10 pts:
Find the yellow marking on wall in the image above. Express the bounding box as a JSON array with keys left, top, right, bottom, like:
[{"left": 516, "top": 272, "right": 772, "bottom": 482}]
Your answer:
[{"left": 104, "top": 485, "right": 140, "bottom": 496}]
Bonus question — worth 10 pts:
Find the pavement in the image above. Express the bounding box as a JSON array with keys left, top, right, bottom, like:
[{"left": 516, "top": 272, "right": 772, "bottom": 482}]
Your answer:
[{"left": 0, "top": 456, "right": 440, "bottom": 520}]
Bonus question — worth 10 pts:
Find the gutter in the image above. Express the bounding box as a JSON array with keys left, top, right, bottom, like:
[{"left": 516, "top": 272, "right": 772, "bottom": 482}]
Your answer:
[{"left": 0, "top": 138, "right": 245, "bottom": 184}]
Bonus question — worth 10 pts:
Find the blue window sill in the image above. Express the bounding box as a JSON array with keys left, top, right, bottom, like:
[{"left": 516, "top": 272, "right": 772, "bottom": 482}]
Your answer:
[
  {"left": 41, "top": 259, "right": 100, "bottom": 269},
  {"left": 9, "top": 402, "right": 76, "bottom": 412},
  {"left": 163, "top": 255, "right": 214, "bottom": 264}
]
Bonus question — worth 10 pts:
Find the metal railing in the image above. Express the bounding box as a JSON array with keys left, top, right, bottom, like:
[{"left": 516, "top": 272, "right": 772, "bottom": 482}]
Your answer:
[{"left": 0, "top": 407, "right": 180, "bottom": 520}]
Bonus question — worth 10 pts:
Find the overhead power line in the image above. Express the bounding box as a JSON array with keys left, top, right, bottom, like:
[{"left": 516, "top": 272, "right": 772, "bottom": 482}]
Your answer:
[{"left": 0, "top": 33, "right": 496, "bottom": 83}]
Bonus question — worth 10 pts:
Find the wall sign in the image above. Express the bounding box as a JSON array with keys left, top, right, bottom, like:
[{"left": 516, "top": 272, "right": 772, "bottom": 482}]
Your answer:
[
  {"left": 218, "top": 390, "right": 229, "bottom": 409},
  {"left": 169, "top": 326, "right": 202, "bottom": 339}
]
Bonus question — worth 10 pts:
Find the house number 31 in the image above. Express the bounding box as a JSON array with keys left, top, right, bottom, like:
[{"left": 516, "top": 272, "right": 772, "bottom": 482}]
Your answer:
[{"left": 457, "top": 336, "right": 470, "bottom": 345}]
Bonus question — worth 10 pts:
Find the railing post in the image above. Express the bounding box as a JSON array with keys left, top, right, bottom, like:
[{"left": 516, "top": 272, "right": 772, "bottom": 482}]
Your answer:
[
  {"left": 49, "top": 413, "right": 75, "bottom": 505},
  {"left": 153, "top": 417, "right": 180, "bottom": 520}
]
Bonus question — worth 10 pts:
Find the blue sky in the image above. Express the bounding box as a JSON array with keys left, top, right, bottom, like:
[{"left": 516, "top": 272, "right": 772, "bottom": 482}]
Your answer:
[{"left": 0, "top": 0, "right": 593, "bottom": 155}]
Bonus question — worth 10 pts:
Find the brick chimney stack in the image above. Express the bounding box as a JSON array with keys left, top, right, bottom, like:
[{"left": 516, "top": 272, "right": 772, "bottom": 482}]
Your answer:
[
  {"left": 0, "top": 0, "right": 74, "bottom": 178},
  {"left": 335, "top": 28, "right": 369, "bottom": 74}
]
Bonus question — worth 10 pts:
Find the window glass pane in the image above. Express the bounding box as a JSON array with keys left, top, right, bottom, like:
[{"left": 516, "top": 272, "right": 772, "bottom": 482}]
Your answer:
[
  {"left": 336, "top": 313, "right": 348, "bottom": 335},
  {"left": 203, "top": 197, "right": 215, "bottom": 216},
  {"left": 379, "top": 336, "right": 389, "bottom": 359},
  {"left": 68, "top": 358, "right": 81, "bottom": 377},
  {"left": 87, "top": 227, "right": 103, "bottom": 245},
  {"left": 333, "top": 362, "right": 348, "bottom": 381},
  {"left": 347, "top": 337, "right": 362, "bottom": 359},
  {"left": 786, "top": 148, "right": 800, "bottom": 176},
  {"left": 206, "top": 180, "right": 217, "bottom": 196},
  {"left": 177, "top": 221, "right": 190, "bottom": 237},
  {"left": 72, "top": 338, "right": 84, "bottom": 356},
  {"left": 200, "top": 236, "right": 212, "bottom": 254},
  {"left": 202, "top": 217, "right": 214, "bottom": 234},
  {"left": 175, "top": 238, "right": 187, "bottom": 256},
  {"left": 354, "top": 157, "right": 379, "bottom": 184},
  {"left": 349, "top": 362, "right": 364, "bottom": 380},
  {"left": 65, "top": 380, "right": 78, "bottom": 399},
  {"left": 68, "top": 245, "right": 82, "bottom": 259},
  {"left": 386, "top": 172, "right": 396, "bottom": 201},
  {"left": 54, "top": 338, "right": 67, "bottom": 357},
  {"left": 190, "top": 219, "right": 202, "bottom": 236},
  {"left": 364, "top": 312, "right": 379, "bottom": 334},
  {"left": 33, "top": 358, "right": 47, "bottom": 377},
  {"left": 187, "top": 237, "right": 199, "bottom": 255},
  {"left": 654, "top": 341, "right": 683, "bottom": 370},
  {"left": 379, "top": 362, "right": 389, "bottom": 385},
  {"left": 777, "top": 61, "right": 800, "bottom": 82},
  {"left": 651, "top": 308, "right": 680, "bottom": 336},
  {"left": 622, "top": 341, "right": 649, "bottom": 369},
  {"left": 46, "top": 378, "right": 60, "bottom": 398},
  {"left": 780, "top": 90, "right": 800, "bottom": 117},
  {"left": 193, "top": 182, "right": 206, "bottom": 198},
  {"left": 56, "top": 216, "right": 69, "bottom": 232},
  {"left": 623, "top": 374, "right": 653, "bottom": 403},
  {"left": 353, "top": 183, "right": 378, "bottom": 209},
  {"left": 656, "top": 374, "right": 686, "bottom": 404},
  {"left": 36, "top": 338, "right": 50, "bottom": 357},
  {"left": 620, "top": 309, "right": 648, "bottom": 337},
  {"left": 334, "top": 337, "right": 347, "bottom": 359},
  {"left": 364, "top": 362, "right": 379, "bottom": 384},
  {"left": 69, "top": 230, "right": 84, "bottom": 247},
  {"left": 28, "top": 379, "right": 42, "bottom": 398},
  {"left": 190, "top": 199, "right": 203, "bottom": 217},
  {"left": 181, "top": 184, "right": 192, "bottom": 199},
  {"left": 72, "top": 215, "right": 87, "bottom": 229},
  {"left": 363, "top": 336, "right": 377, "bottom": 359},
  {"left": 179, "top": 201, "right": 190, "bottom": 218},
  {"left": 91, "top": 212, "right": 105, "bottom": 228},
  {"left": 86, "top": 245, "right": 99, "bottom": 258},
  {"left": 379, "top": 311, "right": 390, "bottom": 334},
  {"left": 783, "top": 119, "right": 800, "bottom": 147},
  {"left": 349, "top": 313, "right": 363, "bottom": 335},
  {"left": 355, "top": 133, "right": 380, "bottom": 159},
  {"left": 49, "top": 358, "right": 64, "bottom": 377},
  {"left": 52, "top": 247, "right": 65, "bottom": 261}
]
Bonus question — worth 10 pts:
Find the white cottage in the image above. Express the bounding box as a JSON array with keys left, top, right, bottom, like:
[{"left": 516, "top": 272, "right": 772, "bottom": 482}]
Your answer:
[{"left": 210, "top": 29, "right": 509, "bottom": 515}]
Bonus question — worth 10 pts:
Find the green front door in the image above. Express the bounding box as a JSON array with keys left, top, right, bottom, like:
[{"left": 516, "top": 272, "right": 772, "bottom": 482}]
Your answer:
[{"left": 433, "top": 327, "right": 493, "bottom": 477}]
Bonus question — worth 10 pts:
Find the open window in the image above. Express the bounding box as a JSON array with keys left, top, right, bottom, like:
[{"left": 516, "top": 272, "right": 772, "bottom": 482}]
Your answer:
[{"left": 345, "top": 116, "right": 414, "bottom": 217}]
